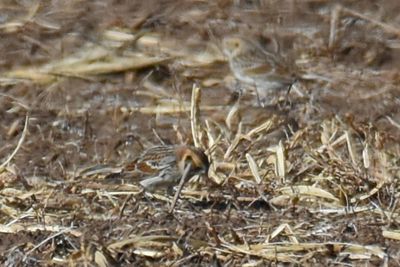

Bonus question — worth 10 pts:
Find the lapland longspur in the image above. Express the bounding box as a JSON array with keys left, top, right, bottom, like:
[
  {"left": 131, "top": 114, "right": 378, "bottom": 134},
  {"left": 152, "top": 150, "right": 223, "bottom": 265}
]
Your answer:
[
  {"left": 222, "top": 36, "right": 297, "bottom": 99},
  {"left": 127, "top": 145, "right": 209, "bottom": 192}
]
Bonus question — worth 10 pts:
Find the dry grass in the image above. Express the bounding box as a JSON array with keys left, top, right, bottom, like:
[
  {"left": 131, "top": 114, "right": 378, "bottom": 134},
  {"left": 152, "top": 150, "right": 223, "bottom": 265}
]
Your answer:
[{"left": 1, "top": 0, "right": 400, "bottom": 266}]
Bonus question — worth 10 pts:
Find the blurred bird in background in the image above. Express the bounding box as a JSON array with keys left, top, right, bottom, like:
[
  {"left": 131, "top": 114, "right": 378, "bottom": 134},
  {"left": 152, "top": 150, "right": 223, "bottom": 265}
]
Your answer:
[{"left": 222, "top": 36, "right": 298, "bottom": 103}]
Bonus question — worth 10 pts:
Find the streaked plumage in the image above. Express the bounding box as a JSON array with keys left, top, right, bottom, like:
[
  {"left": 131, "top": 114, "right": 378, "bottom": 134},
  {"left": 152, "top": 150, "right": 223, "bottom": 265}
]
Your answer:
[
  {"left": 127, "top": 145, "right": 209, "bottom": 192},
  {"left": 222, "top": 36, "right": 296, "bottom": 97}
]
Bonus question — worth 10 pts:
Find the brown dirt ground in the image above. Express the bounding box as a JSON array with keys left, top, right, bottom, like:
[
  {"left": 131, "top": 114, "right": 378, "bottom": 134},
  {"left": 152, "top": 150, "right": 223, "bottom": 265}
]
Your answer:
[{"left": 1, "top": 0, "right": 400, "bottom": 266}]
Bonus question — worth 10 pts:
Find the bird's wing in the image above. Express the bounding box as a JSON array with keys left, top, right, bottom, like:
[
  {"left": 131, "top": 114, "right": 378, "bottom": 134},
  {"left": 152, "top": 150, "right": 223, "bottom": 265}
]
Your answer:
[{"left": 140, "top": 167, "right": 180, "bottom": 191}]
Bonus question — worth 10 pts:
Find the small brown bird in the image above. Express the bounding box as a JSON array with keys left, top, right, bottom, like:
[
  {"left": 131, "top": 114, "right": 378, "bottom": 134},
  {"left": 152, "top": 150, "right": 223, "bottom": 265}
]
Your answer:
[
  {"left": 127, "top": 145, "right": 209, "bottom": 192},
  {"left": 222, "top": 36, "right": 297, "bottom": 99}
]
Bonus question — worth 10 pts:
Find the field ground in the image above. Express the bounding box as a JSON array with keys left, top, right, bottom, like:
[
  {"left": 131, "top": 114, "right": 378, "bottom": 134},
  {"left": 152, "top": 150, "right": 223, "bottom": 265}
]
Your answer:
[{"left": 1, "top": 1, "right": 400, "bottom": 266}]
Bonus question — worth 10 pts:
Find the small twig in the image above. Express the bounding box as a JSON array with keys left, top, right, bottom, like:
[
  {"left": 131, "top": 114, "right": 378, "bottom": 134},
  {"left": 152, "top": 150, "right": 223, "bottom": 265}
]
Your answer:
[
  {"left": 386, "top": 116, "right": 400, "bottom": 130},
  {"left": 329, "top": 5, "right": 341, "bottom": 49},
  {"left": 21, "top": 35, "right": 52, "bottom": 54},
  {"left": 119, "top": 194, "right": 133, "bottom": 219},
  {"left": 0, "top": 113, "right": 29, "bottom": 171},
  {"left": 246, "top": 153, "right": 277, "bottom": 211},
  {"left": 169, "top": 162, "right": 192, "bottom": 213},
  {"left": 225, "top": 100, "right": 240, "bottom": 130},
  {"left": 0, "top": 93, "right": 30, "bottom": 110},
  {"left": 276, "top": 140, "right": 286, "bottom": 181},
  {"left": 191, "top": 84, "right": 201, "bottom": 148},
  {"left": 152, "top": 129, "right": 166, "bottom": 145},
  {"left": 23, "top": 227, "right": 71, "bottom": 261},
  {"left": 342, "top": 7, "right": 400, "bottom": 37}
]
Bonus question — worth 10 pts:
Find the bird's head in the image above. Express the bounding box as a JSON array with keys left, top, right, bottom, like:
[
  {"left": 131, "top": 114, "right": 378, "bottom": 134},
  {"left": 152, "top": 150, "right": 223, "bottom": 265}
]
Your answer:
[
  {"left": 222, "top": 36, "right": 247, "bottom": 58},
  {"left": 175, "top": 146, "right": 210, "bottom": 177}
]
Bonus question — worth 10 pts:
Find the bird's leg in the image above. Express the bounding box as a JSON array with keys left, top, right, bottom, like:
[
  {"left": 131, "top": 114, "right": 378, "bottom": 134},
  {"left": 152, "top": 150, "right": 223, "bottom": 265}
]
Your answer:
[
  {"left": 169, "top": 162, "right": 192, "bottom": 213},
  {"left": 254, "top": 84, "right": 265, "bottom": 108},
  {"left": 283, "top": 82, "right": 294, "bottom": 108},
  {"left": 234, "top": 79, "right": 244, "bottom": 97},
  {"left": 227, "top": 80, "right": 244, "bottom": 105}
]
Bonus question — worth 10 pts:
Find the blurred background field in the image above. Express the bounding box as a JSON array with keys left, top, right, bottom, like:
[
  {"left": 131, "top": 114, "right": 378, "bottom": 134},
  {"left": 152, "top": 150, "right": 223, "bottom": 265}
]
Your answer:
[{"left": 0, "top": 0, "right": 400, "bottom": 266}]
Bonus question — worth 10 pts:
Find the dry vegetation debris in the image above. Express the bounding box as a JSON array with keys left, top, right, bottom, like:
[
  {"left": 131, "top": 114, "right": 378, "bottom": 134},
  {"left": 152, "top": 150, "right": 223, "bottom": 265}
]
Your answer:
[{"left": 1, "top": 0, "right": 400, "bottom": 266}]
